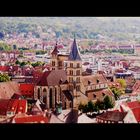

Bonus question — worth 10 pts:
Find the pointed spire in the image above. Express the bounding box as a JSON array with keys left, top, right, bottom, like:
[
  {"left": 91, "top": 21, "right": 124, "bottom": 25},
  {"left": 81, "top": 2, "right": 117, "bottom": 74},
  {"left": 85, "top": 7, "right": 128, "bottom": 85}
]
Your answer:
[
  {"left": 68, "top": 34, "right": 81, "bottom": 61},
  {"left": 51, "top": 40, "right": 59, "bottom": 55}
]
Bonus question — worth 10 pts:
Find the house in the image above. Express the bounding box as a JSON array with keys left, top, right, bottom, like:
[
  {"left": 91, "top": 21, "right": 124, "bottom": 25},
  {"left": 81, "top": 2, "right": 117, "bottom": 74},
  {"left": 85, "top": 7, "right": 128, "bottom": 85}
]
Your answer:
[
  {"left": 131, "top": 80, "right": 140, "bottom": 96},
  {"left": 0, "top": 99, "right": 27, "bottom": 117},
  {"left": 0, "top": 81, "right": 20, "bottom": 99},
  {"left": 19, "top": 83, "right": 34, "bottom": 98},
  {"left": 120, "top": 101, "right": 140, "bottom": 123},
  {"left": 12, "top": 114, "right": 49, "bottom": 123},
  {"left": 96, "top": 111, "right": 127, "bottom": 123}
]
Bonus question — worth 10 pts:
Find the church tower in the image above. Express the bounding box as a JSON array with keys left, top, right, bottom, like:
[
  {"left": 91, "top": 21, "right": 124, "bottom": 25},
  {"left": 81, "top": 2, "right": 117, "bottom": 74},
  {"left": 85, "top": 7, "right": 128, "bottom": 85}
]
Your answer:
[
  {"left": 50, "top": 42, "right": 59, "bottom": 70},
  {"left": 66, "top": 36, "right": 82, "bottom": 108}
]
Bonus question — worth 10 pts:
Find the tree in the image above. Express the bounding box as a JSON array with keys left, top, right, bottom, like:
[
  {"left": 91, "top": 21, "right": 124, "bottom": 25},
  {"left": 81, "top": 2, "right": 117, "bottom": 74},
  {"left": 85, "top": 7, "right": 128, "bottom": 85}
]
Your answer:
[
  {"left": 95, "top": 100, "right": 105, "bottom": 111},
  {"left": 117, "top": 79, "right": 126, "bottom": 89},
  {"left": 87, "top": 101, "right": 95, "bottom": 114},
  {"left": 15, "top": 60, "right": 21, "bottom": 65},
  {"left": 31, "top": 61, "right": 44, "bottom": 67},
  {"left": 20, "top": 61, "right": 27, "bottom": 67},
  {"left": 0, "top": 42, "right": 12, "bottom": 51},
  {"left": 0, "top": 73, "right": 10, "bottom": 82},
  {"left": 110, "top": 87, "right": 123, "bottom": 100},
  {"left": 83, "top": 104, "right": 88, "bottom": 114},
  {"left": 103, "top": 95, "right": 114, "bottom": 110},
  {"left": 78, "top": 103, "right": 85, "bottom": 113}
]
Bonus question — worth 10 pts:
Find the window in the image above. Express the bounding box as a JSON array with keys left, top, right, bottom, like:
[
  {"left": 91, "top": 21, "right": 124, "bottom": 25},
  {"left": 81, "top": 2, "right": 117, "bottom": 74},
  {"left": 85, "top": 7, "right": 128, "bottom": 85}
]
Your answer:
[
  {"left": 70, "top": 63, "right": 73, "bottom": 68},
  {"left": 88, "top": 80, "right": 91, "bottom": 85},
  {"left": 102, "top": 93, "right": 105, "bottom": 96},
  {"left": 70, "top": 70, "right": 73, "bottom": 75},
  {"left": 76, "top": 70, "right": 80, "bottom": 75},
  {"left": 69, "top": 85, "right": 73, "bottom": 91},
  {"left": 96, "top": 79, "right": 99, "bottom": 84},
  {"left": 69, "top": 77, "right": 73, "bottom": 83},
  {"left": 76, "top": 85, "right": 80, "bottom": 91},
  {"left": 52, "top": 61, "right": 55, "bottom": 66},
  {"left": 93, "top": 94, "right": 96, "bottom": 98},
  {"left": 58, "top": 61, "right": 62, "bottom": 67},
  {"left": 77, "top": 63, "right": 80, "bottom": 68},
  {"left": 76, "top": 77, "right": 80, "bottom": 83},
  {"left": 43, "top": 88, "right": 47, "bottom": 92},
  {"left": 37, "top": 88, "right": 40, "bottom": 99}
]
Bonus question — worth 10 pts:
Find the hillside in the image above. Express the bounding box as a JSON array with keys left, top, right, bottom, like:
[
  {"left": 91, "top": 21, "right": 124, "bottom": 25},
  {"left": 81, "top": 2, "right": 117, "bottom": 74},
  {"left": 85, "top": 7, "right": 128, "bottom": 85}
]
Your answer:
[{"left": 0, "top": 17, "right": 140, "bottom": 43}]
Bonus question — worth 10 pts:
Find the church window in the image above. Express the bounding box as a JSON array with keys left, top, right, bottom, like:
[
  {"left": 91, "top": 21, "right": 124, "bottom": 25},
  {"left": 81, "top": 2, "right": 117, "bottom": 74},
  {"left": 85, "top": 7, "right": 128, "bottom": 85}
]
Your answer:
[
  {"left": 77, "top": 63, "right": 80, "bottom": 68},
  {"left": 76, "top": 85, "right": 80, "bottom": 91},
  {"left": 52, "top": 61, "right": 55, "bottom": 66},
  {"left": 70, "top": 70, "right": 73, "bottom": 75},
  {"left": 69, "top": 77, "right": 73, "bottom": 82},
  {"left": 76, "top": 77, "right": 80, "bottom": 83},
  {"left": 37, "top": 88, "right": 40, "bottom": 99},
  {"left": 70, "top": 63, "right": 73, "bottom": 68},
  {"left": 76, "top": 70, "right": 80, "bottom": 75}
]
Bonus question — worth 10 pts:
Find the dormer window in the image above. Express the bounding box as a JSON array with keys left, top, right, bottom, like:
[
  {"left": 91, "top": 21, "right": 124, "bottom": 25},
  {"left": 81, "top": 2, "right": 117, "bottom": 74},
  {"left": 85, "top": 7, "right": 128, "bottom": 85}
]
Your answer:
[
  {"left": 102, "top": 93, "right": 105, "bottom": 96},
  {"left": 93, "top": 94, "right": 96, "bottom": 98},
  {"left": 59, "top": 79, "right": 63, "bottom": 84},
  {"left": 96, "top": 79, "right": 99, "bottom": 84},
  {"left": 88, "top": 80, "right": 91, "bottom": 85}
]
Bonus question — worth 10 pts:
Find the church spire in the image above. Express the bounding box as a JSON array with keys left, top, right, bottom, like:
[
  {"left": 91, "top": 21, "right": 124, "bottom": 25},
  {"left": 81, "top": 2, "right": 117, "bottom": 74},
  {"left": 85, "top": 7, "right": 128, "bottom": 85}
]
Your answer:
[
  {"left": 51, "top": 41, "right": 59, "bottom": 55},
  {"left": 68, "top": 35, "right": 81, "bottom": 61}
]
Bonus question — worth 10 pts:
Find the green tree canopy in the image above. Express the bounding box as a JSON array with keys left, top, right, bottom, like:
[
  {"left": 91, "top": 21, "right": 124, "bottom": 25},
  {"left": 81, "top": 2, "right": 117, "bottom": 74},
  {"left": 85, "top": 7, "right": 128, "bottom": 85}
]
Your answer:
[
  {"left": 103, "top": 95, "right": 114, "bottom": 110},
  {"left": 116, "top": 78, "right": 127, "bottom": 89},
  {"left": 0, "top": 73, "right": 10, "bottom": 82}
]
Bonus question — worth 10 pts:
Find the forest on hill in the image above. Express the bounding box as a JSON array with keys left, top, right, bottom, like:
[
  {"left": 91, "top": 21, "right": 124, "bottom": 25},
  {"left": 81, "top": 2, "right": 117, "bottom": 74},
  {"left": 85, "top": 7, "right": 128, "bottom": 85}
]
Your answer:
[{"left": 0, "top": 17, "right": 140, "bottom": 43}]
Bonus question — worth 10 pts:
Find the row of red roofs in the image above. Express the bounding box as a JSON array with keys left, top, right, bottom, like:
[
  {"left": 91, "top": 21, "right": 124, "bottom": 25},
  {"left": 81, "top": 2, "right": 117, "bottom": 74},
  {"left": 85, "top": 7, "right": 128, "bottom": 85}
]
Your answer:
[{"left": 0, "top": 96, "right": 49, "bottom": 123}]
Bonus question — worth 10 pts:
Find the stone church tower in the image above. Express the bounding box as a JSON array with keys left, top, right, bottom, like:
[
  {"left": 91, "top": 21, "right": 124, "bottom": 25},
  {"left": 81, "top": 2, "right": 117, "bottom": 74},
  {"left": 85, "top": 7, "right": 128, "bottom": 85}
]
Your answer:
[
  {"left": 66, "top": 36, "right": 82, "bottom": 109},
  {"left": 50, "top": 43, "right": 59, "bottom": 70}
]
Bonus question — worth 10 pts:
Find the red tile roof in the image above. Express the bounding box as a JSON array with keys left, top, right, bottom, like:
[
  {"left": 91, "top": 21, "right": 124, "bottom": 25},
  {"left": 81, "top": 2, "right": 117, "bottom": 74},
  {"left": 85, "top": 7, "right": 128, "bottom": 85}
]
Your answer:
[
  {"left": 123, "top": 101, "right": 140, "bottom": 122},
  {"left": 131, "top": 108, "right": 140, "bottom": 122},
  {"left": 96, "top": 111, "right": 127, "bottom": 122},
  {"left": 0, "top": 99, "right": 27, "bottom": 116},
  {"left": 126, "top": 101, "right": 140, "bottom": 109},
  {"left": 19, "top": 83, "right": 34, "bottom": 97},
  {"left": 0, "top": 99, "right": 9, "bottom": 115},
  {"left": 37, "top": 70, "right": 67, "bottom": 86},
  {"left": 81, "top": 74, "right": 107, "bottom": 86},
  {"left": 14, "top": 115, "right": 48, "bottom": 123},
  {"left": 87, "top": 89, "right": 114, "bottom": 101}
]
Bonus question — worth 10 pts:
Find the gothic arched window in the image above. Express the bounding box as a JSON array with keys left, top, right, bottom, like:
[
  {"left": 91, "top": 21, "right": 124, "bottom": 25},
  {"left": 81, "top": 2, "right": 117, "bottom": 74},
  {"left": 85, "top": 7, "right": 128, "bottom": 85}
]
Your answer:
[{"left": 37, "top": 88, "right": 40, "bottom": 99}]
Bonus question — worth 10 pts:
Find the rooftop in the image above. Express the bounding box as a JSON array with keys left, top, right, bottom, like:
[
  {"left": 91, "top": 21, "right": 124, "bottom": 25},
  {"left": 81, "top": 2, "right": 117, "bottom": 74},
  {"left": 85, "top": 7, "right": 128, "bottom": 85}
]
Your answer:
[
  {"left": 96, "top": 111, "right": 127, "bottom": 122},
  {"left": 68, "top": 38, "right": 81, "bottom": 61}
]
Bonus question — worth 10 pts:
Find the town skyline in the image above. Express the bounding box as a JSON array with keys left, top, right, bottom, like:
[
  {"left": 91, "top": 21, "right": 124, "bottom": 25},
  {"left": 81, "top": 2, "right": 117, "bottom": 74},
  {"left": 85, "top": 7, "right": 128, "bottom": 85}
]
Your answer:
[{"left": 0, "top": 17, "right": 140, "bottom": 123}]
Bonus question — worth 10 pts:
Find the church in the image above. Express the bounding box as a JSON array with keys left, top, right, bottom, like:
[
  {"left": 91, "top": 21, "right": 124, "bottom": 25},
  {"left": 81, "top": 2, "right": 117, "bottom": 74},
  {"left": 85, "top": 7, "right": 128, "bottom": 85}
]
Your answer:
[{"left": 34, "top": 37, "right": 114, "bottom": 110}]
